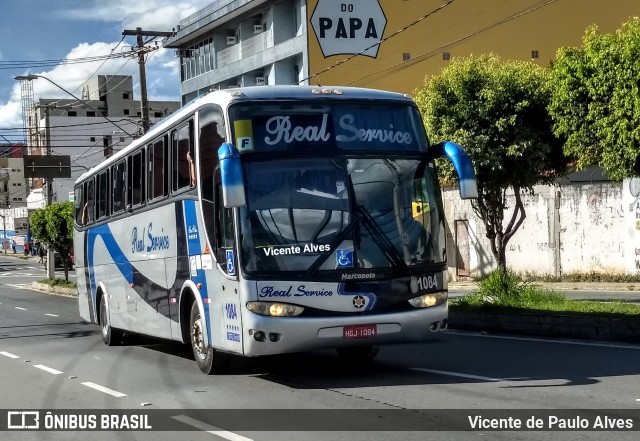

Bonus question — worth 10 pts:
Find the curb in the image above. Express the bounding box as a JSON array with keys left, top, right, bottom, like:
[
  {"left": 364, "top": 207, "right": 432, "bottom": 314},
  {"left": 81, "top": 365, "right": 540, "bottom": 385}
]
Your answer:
[
  {"left": 31, "top": 281, "right": 77, "bottom": 297},
  {"left": 449, "top": 310, "right": 640, "bottom": 343}
]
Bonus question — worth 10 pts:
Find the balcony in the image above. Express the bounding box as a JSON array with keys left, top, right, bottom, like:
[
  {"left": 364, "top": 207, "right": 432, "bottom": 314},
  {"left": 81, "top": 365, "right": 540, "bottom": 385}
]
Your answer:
[
  {"left": 217, "top": 29, "right": 274, "bottom": 69},
  {"left": 0, "top": 170, "right": 9, "bottom": 180},
  {"left": 217, "top": 43, "right": 241, "bottom": 66},
  {"left": 241, "top": 29, "right": 272, "bottom": 58}
]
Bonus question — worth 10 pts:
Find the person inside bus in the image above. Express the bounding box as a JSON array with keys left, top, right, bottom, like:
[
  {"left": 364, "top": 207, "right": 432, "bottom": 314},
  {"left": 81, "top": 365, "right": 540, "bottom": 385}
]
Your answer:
[
  {"left": 81, "top": 202, "right": 89, "bottom": 225},
  {"left": 187, "top": 150, "right": 196, "bottom": 187}
]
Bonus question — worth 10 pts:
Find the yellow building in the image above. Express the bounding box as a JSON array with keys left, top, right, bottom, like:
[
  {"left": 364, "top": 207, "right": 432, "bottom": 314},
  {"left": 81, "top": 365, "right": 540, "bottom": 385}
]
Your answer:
[
  {"left": 306, "top": 0, "right": 639, "bottom": 94},
  {"left": 166, "top": 0, "right": 637, "bottom": 101}
]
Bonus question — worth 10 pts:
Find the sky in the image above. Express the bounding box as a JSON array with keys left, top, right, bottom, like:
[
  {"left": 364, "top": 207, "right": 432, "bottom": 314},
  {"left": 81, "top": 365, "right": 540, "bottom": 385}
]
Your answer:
[{"left": 0, "top": 0, "right": 212, "bottom": 143}]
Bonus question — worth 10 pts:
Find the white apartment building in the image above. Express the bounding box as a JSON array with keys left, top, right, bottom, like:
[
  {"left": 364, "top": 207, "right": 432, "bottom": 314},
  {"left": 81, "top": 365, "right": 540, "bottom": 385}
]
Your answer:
[{"left": 164, "top": 0, "right": 308, "bottom": 103}]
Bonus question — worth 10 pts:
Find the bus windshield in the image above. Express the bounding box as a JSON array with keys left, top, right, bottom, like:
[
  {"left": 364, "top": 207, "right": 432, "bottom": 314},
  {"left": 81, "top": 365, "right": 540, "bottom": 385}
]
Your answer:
[{"left": 239, "top": 156, "right": 446, "bottom": 275}]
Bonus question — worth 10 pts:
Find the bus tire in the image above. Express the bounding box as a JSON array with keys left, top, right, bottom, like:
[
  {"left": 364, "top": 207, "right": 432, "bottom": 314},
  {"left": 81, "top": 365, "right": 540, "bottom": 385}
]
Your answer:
[
  {"left": 100, "top": 295, "right": 122, "bottom": 346},
  {"left": 190, "top": 301, "right": 225, "bottom": 374},
  {"left": 336, "top": 345, "right": 379, "bottom": 363}
]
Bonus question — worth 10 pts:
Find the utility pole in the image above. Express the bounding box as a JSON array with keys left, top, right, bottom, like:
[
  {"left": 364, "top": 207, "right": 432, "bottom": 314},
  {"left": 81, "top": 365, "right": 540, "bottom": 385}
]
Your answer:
[
  {"left": 42, "top": 104, "right": 55, "bottom": 279},
  {"left": 122, "top": 28, "right": 174, "bottom": 134},
  {"left": 43, "top": 104, "right": 53, "bottom": 205},
  {"left": 0, "top": 213, "right": 5, "bottom": 254}
]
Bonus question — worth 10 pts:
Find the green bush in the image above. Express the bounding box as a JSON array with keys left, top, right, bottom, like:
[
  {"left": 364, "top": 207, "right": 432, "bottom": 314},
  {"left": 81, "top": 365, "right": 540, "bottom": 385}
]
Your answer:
[{"left": 451, "top": 269, "right": 640, "bottom": 316}]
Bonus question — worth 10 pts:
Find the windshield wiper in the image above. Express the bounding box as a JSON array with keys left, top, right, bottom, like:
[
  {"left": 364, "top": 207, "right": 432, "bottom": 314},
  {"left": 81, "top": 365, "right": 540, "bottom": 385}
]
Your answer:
[{"left": 357, "top": 205, "right": 409, "bottom": 274}]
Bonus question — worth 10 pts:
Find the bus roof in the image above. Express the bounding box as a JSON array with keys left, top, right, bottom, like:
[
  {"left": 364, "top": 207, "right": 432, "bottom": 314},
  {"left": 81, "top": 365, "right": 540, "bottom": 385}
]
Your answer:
[{"left": 75, "top": 86, "right": 416, "bottom": 184}]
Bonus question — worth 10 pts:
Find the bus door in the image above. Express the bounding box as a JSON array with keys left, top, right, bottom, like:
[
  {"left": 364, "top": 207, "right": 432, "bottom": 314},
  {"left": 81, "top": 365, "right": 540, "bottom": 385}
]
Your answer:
[{"left": 212, "top": 169, "right": 243, "bottom": 353}]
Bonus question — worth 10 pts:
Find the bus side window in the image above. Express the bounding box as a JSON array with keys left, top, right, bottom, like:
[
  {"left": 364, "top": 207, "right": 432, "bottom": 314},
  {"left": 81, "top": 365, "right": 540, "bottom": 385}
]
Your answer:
[
  {"left": 112, "top": 160, "right": 126, "bottom": 214},
  {"left": 127, "top": 149, "right": 145, "bottom": 209},
  {"left": 85, "top": 178, "right": 96, "bottom": 224},
  {"left": 172, "top": 121, "right": 194, "bottom": 192},
  {"left": 148, "top": 136, "right": 168, "bottom": 201},
  {"left": 74, "top": 184, "right": 84, "bottom": 226},
  {"left": 96, "top": 170, "right": 109, "bottom": 220},
  {"left": 198, "top": 106, "right": 225, "bottom": 202}
]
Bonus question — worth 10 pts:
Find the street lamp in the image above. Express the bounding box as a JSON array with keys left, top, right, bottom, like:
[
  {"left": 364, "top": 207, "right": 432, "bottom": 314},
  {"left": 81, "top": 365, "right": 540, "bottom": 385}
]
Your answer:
[{"left": 14, "top": 74, "right": 135, "bottom": 138}]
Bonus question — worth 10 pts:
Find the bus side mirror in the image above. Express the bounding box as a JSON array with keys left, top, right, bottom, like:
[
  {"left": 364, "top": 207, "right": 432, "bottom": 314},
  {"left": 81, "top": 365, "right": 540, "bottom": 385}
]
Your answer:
[
  {"left": 429, "top": 141, "right": 478, "bottom": 199},
  {"left": 218, "top": 142, "right": 246, "bottom": 208}
]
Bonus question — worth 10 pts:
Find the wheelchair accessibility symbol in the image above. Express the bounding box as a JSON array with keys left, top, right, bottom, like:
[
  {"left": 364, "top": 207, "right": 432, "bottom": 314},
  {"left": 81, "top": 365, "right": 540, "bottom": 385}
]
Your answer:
[
  {"left": 336, "top": 249, "right": 353, "bottom": 268},
  {"left": 226, "top": 249, "right": 236, "bottom": 275}
]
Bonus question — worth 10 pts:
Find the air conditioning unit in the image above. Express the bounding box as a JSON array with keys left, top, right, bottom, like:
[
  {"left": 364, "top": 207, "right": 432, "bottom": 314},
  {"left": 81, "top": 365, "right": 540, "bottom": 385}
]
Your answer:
[
  {"left": 174, "top": 49, "right": 194, "bottom": 58},
  {"left": 255, "top": 76, "right": 265, "bottom": 86},
  {"left": 226, "top": 36, "right": 236, "bottom": 45},
  {"left": 253, "top": 24, "right": 263, "bottom": 34}
]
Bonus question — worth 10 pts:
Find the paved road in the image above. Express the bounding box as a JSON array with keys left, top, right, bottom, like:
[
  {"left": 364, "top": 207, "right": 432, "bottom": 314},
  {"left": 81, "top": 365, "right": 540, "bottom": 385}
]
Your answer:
[
  {"left": 1, "top": 258, "right": 639, "bottom": 440},
  {"left": 0, "top": 254, "right": 76, "bottom": 288}
]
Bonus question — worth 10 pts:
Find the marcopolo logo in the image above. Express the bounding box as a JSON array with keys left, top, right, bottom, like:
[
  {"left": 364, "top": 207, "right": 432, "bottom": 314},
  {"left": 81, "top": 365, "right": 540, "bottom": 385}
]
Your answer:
[{"left": 310, "top": 0, "right": 387, "bottom": 58}]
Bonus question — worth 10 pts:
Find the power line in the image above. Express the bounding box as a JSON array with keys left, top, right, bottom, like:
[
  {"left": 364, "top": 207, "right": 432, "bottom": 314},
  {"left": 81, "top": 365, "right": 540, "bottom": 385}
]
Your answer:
[
  {"left": 301, "top": 0, "right": 456, "bottom": 84},
  {"left": 0, "top": 44, "right": 160, "bottom": 70}
]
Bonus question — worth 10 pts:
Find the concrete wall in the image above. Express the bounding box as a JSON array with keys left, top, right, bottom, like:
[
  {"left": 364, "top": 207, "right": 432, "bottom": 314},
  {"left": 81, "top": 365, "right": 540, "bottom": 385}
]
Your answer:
[{"left": 443, "top": 177, "right": 640, "bottom": 279}]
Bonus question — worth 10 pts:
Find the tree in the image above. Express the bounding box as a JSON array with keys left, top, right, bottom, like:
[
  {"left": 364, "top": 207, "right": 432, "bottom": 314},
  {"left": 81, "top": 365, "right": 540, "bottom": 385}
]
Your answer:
[
  {"left": 414, "top": 54, "right": 567, "bottom": 270},
  {"left": 549, "top": 17, "right": 640, "bottom": 181},
  {"left": 29, "top": 201, "right": 74, "bottom": 282}
]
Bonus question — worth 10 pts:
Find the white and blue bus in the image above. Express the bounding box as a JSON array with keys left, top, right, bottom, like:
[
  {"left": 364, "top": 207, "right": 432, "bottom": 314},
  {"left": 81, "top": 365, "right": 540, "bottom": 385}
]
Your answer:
[{"left": 74, "top": 86, "right": 477, "bottom": 374}]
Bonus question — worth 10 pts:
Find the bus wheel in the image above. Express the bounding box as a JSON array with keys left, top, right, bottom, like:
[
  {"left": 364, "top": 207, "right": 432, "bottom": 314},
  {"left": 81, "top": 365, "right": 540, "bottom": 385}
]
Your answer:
[
  {"left": 190, "top": 302, "right": 225, "bottom": 374},
  {"left": 336, "top": 346, "right": 379, "bottom": 363},
  {"left": 100, "top": 295, "right": 122, "bottom": 346}
]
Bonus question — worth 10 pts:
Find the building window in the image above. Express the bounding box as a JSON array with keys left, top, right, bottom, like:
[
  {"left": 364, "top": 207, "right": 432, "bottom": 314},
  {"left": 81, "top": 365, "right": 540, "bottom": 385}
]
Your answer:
[
  {"left": 442, "top": 52, "right": 451, "bottom": 61},
  {"left": 531, "top": 50, "right": 540, "bottom": 59},
  {"left": 403, "top": 52, "right": 411, "bottom": 61},
  {"left": 154, "top": 112, "right": 163, "bottom": 118},
  {"left": 67, "top": 110, "right": 77, "bottom": 117},
  {"left": 181, "top": 36, "right": 215, "bottom": 82},
  {"left": 124, "top": 109, "right": 130, "bottom": 115},
  {"left": 87, "top": 111, "right": 96, "bottom": 117},
  {"left": 123, "top": 93, "right": 130, "bottom": 100},
  {"left": 90, "top": 137, "right": 96, "bottom": 142}
]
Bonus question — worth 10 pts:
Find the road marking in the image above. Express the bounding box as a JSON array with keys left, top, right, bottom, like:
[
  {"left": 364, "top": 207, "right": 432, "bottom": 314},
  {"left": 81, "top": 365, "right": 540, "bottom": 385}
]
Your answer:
[
  {"left": 45, "top": 313, "right": 59, "bottom": 317},
  {"left": 0, "top": 351, "right": 20, "bottom": 359},
  {"left": 34, "top": 364, "right": 63, "bottom": 375},
  {"left": 81, "top": 382, "right": 127, "bottom": 398},
  {"left": 14, "top": 307, "right": 27, "bottom": 311},
  {"left": 411, "top": 367, "right": 504, "bottom": 382},
  {"left": 450, "top": 330, "right": 640, "bottom": 350},
  {"left": 7, "top": 285, "right": 26, "bottom": 289},
  {"left": 172, "top": 415, "right": 253, "bottom": 441}
]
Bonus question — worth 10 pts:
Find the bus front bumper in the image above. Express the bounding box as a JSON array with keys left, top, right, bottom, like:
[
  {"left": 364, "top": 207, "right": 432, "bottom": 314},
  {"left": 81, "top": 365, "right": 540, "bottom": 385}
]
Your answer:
[{"left": 241, "top": 303, "right": 448, "bottom": 356}]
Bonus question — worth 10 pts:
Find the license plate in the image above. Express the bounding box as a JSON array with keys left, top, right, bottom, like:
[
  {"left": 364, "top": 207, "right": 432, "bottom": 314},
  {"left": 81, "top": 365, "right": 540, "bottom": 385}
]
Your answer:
[{"left": 343, "top": 324, "right": 377, "bottom": 339}]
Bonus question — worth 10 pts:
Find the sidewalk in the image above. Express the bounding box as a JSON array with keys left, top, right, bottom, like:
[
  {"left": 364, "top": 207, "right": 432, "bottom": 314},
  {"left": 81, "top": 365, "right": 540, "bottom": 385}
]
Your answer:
[{"left": 449, "top": 280, "right": 640, "bottom": 292}]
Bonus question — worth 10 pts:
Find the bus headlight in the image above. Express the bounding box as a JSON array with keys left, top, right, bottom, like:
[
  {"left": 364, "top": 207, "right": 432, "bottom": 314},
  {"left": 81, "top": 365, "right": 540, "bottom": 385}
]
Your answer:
[
  {"left": 246, "top": 302, "right": 304, "bottom": 317},
  {"left": 408, "top": 292, "right": 447, "bottom": 308}
]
